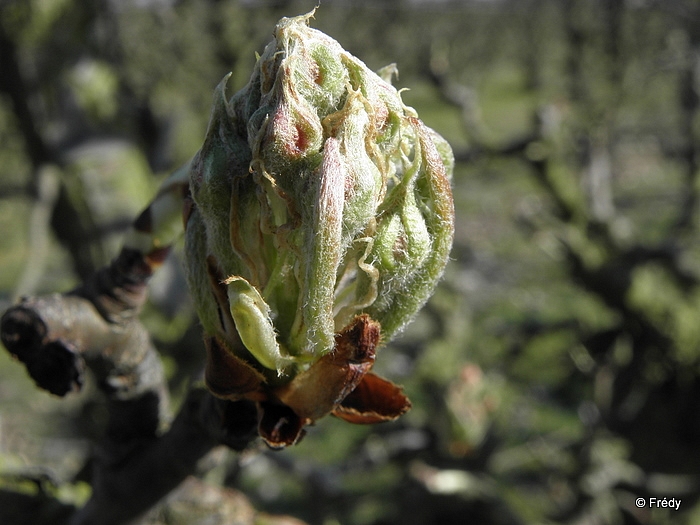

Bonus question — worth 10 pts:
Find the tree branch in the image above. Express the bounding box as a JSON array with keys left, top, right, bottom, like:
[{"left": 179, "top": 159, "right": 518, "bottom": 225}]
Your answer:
[{"left": 1, "top": 242, "right": 260, "bottom": 524}]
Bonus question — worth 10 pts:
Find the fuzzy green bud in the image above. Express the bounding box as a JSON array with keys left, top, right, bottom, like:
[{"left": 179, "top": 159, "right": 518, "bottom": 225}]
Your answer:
[{"left": 186, "top": 11, "right": 454, "bottom": 391}]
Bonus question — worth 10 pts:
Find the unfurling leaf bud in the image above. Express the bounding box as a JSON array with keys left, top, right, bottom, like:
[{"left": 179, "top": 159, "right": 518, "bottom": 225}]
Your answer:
[{"left": 184, "top": 10, "right": 454, "bottom": 447}]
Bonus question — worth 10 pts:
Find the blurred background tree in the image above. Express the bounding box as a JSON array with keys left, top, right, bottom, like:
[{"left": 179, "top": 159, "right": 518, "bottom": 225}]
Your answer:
[{"left": 3, "top": 0, "right": 700, "bottom": 523}]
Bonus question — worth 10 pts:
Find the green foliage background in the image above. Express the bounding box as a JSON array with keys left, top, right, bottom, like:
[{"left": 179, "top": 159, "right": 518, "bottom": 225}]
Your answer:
[{"left": 3, "top": 0, "right": 700, "bottom": 524}]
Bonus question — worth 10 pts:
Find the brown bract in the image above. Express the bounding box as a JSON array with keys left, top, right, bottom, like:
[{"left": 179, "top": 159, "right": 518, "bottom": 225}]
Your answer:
[{"left": 204, "top": 313, "right": 410, "bottom": 448}]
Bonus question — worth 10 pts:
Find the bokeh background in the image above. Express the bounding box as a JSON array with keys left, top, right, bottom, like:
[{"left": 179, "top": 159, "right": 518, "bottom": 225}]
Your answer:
[{"left": 3, "top": 0, "right": 700, "bottom": 523}]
